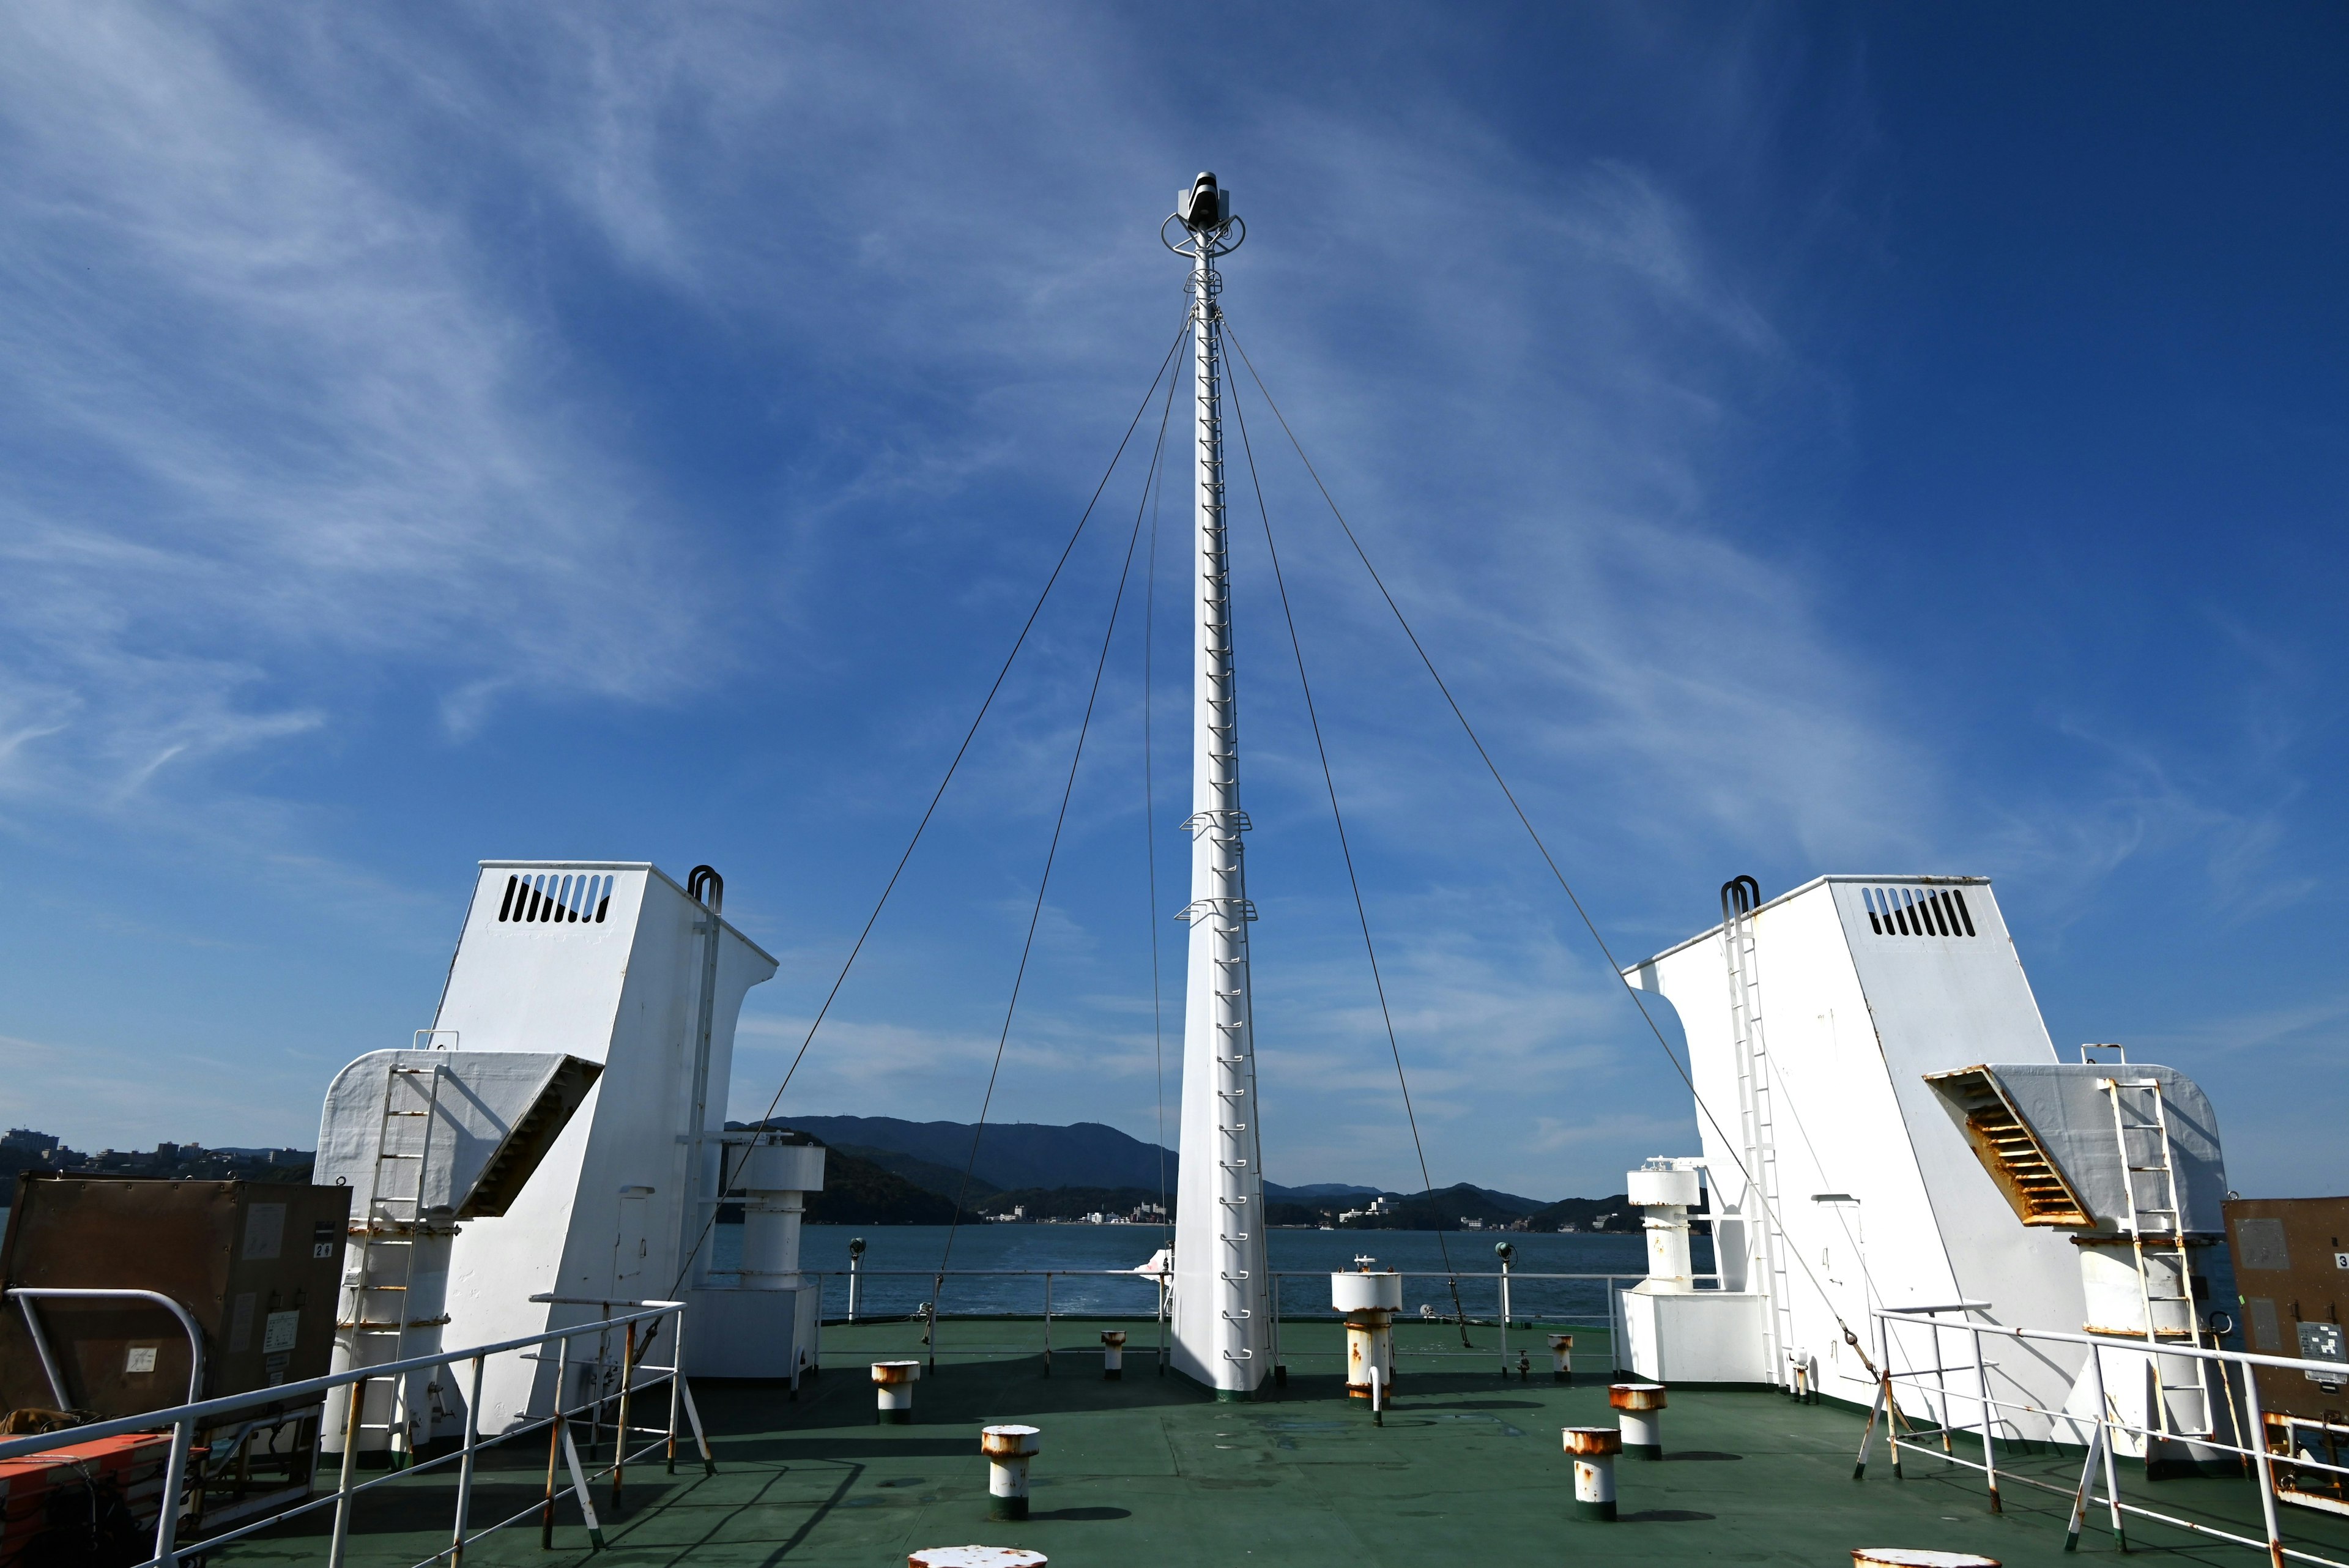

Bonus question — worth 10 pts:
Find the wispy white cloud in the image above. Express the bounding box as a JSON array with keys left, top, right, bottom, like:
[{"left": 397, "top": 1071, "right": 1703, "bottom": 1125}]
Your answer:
[
  {"left": 0, "top": 4, "right": 2326, "bottom": 1189},
  {"left": 0, "top": 0, "right": 715, "bottom": 842}
]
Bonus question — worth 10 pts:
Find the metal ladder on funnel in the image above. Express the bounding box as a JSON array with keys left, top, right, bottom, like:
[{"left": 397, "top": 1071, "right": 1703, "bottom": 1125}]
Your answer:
[
  {"left": 1721, "top": 877, "right": 1792, "bottom": 1389},
  {"left": 341, "top": 1060, "right": 445, "bottom": 1464},
  {"left": 2098, "top": 1057, "right": 2213, "bottom": 1441}
]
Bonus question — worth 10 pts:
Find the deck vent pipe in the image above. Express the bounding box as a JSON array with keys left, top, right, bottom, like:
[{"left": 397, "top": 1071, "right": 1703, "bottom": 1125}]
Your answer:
[
  {"left": 1563, "top": 1426, "right": 1621, "bottom": 1520},
  {"left": 980, "top": 1425, "right": 1042, "bottom": 1521},
  {"left": 872, "top": 1360, "right": 919, "bottom": 1424},
  {"left": 1610, "top": 1381, "right": 1667, "bottom": 1459},
  {"left": 1549, "top": 1332, "right": 1575, "bottom": 1383},
  {"left": 1332, "top": 1261, "right": 1402, "bottom": 1401},
  {"left": 1100, "top": 1330, "right": 1126, "bottom": 1380}
]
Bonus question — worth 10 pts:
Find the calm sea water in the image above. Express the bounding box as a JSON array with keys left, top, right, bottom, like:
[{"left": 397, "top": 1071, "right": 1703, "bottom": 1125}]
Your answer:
[{"left": 723, "top": 1222, "right": 1713, "bottom": 1325}]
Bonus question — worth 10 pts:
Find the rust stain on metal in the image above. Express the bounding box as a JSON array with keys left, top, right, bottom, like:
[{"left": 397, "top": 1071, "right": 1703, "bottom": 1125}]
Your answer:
[
  {"left": 1925, "top": 1066, "right": 2093, "bottom": 1227},
  {"left": 1608, "top": 1382, "right": 1667, "bottom": 1412}
]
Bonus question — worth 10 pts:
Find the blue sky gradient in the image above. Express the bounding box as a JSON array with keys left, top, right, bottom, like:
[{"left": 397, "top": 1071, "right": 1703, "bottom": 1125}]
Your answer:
[{"left": 1, "top": 4, "right": 2342, "bottom": 1198}]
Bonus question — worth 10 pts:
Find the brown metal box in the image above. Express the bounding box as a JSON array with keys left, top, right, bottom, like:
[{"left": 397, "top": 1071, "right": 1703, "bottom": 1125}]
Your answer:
[
  {"left": 1, "top": 1175, "right": 350, "bottom": 1417},
  {"left": 2225, "top": 1196, "right": 2349, "bottom": 1513}
]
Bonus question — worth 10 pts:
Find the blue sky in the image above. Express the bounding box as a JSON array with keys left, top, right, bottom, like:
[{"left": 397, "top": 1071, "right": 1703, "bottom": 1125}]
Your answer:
[{"left": 1, "top": 4, "right": 2342, "bottom": 1200}]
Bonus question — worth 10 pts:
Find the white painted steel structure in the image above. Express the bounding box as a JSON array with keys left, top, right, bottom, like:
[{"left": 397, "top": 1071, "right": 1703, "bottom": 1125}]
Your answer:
[
  {"left": 1625, "top": 875, "right": 2094, "bottom": 1435},
  {"left": 364, "top": 861, "right": 789, "bottom": 1433},
  {"left": 1165, "top": 174, "right": 1272, "bottom": 1398},
  {"left": 316, "top": 1049, "right": 599, "bottom": 1455}
]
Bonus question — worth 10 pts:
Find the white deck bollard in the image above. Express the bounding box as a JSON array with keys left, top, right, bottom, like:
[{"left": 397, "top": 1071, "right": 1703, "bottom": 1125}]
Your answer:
[
  {"left": 1100, "top": 1330, "right": 1126, "bottom": 1381},
  {"left": 1548, "top": 1332, "right": 1575, "bottom": 1383},
  {"left": 1610, "top": 1381, "right": 1666, "bottom": 1459},
  {"left": 1564, "top": 1426, "right": 1621, "bottom": 1521},
  {"left": 981, "top": 1425, "right": 1042, "bottom": 1522},
  {"left": 873, "top": 1360, "right": 919, "bottom": 1425},
  {"left": 1851, "top": 1553, "right": 2000, "bottom": 1568}
]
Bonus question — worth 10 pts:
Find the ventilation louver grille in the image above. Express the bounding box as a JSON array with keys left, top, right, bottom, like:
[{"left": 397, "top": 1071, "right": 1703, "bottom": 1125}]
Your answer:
[
  {"left": 1863, "top": 885, "right": 1976, "bottom": 937},
  {"left": 1926, "top": 1066, "right": 2092, "bottom": 1227},
  {"left": 497, "top": 872, "right": 613, "bottom": 925}
]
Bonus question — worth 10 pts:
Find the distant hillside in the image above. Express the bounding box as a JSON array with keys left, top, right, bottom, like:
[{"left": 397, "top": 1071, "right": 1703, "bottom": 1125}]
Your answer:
[
  {"left": 801, "top": 1143, "right": 966, "bottom": 1224},
  {"left": 1527, "top": 1194, "right": 1639, "bottom": 1233},
  {"left": 1313, "top": 1183, "right": 1530, "bottom": 1230},
  {"left": 764, "top": 1116, "right": 1176, "bottom": 1194},
  {"left": 1269, "top": 1181, "right": 1383, "bottom": 1200},
  {"left": 837, "top": 1143, "right": 1003, "bottom": 1203},
  {"left": 716, "top": 1130, "right": 973, "bottom": 1225}
]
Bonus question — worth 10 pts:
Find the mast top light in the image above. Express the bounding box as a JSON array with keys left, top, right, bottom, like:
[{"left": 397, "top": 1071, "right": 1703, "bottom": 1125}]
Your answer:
[{"left": 1178, "top": 171, "right": 1232, "bottom": 231}]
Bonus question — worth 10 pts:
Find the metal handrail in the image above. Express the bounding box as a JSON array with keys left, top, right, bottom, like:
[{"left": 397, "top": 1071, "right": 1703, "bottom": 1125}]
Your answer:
[
  {"left": 6, "top": 1288, "right": 211, "bottom": 1568},
  {"left": 0, "top": 1298, "right": 695, "bottom": 1568},
  {"left": 1869, "top": 1304, "right": 2349, "bottom": 1568}
]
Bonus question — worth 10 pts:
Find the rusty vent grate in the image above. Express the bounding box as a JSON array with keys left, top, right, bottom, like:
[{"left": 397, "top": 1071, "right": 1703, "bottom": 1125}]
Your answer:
[
  {"left": 1864, "top": 885, "right": 1976, "bottom": 937},
  {"left": 1928, "top": 1066, "right": 2091, "bottom": 1227},
  {"left": 497, "top": 872, "right": 612, "bottom": 925}
]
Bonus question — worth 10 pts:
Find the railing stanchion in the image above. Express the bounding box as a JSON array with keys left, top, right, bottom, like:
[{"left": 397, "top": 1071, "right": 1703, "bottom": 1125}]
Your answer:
[
  {"left": 1270, "top": 1272, "right": 1282, "bottom": 1380},
  {"left": 612, "top": 1320, "right": 638, "bottom": 1512},
  {"left": 1971, "top": 1322, "right": 1999, "bottom": 1513},
  {"left": 2241, "top": 1357, "right": 2285, "bottom": 1568},
  {"left": 1042, "top": 1273, "right": 1053, "bottom": 1377},
  {"left": 2089, "top": 1334, "right": 2124, "bottom": 1548},
  {"left": 1497, "top": 1256, "right": 1510, "bottom": 1376},
  {"left": 154, "top": 1413, "right": 192, "bottom": 1568},
  {"left": 327, "top": 1373, "right": 366, "bottom": 1568},
  {"left": 666, "top": 1306, "right": 683, "bottom": 1475},
  {"left": 451, "top": 1354, "right": 485, "bottom": 1567},
  {"left": 542, "top": 1336, "right": 570, "bottom": 1549}
]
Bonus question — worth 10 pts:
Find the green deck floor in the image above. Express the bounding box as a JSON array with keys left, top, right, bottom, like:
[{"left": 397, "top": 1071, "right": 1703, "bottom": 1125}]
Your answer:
[{"left": 214, "top": 1318, "right": 2349, "bottom": 1568}]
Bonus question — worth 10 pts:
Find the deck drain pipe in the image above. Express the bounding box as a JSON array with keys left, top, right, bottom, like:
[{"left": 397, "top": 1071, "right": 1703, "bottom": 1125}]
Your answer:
[
  {"left": 1548, "top": 1332, "right": 1574, "bottom": 1383},
  {"left": 872, "top": 1360, "right": 919, "bottom": 1424},
  {"left": 1609, "top": 1382, "right": 1666, "bottom": 1459},
  {"left": 1100, "top": 1330, "right": 1126, "bottom": 1380},
  {"left": 981, "top": 1425, "right": 1042, "bottom": 1521},
  {"left": 1563, "top": 1427, "right": 1621, "bottom": 1521}
]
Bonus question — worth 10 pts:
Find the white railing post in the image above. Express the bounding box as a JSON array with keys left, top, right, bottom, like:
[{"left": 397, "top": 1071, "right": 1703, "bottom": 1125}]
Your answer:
[
  {"left": 541, "top": 1335, "right": 570, "bottom": 1550},
  {"left": 449, "top": 1354, "right": 484, "bottom": 1567},
  {"left": 2240, "top": 1359, "right": 2286, "bottom": 1568},
  {"left": 666, "top": 1305, "right": 684, "bottom": 1475},
  {"left": 152, "top": 1414, "right": 193, "bottom": 1568},
  {"left": 1499, "top": 1257, "right": 1512, "bottom": 1375},
  {"left": 2089, "top": 1337, "right": 2124, "bottom": 1548},
  {"left": 1970, "top": 1322, "right": 1999, "bottom": 1514},
  {"left": 326, "top": 1373, "right": 365, "bottom": 1568}
]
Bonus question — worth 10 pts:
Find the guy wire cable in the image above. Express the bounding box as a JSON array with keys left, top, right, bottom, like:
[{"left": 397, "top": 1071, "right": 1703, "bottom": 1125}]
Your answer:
[
  {"left": 1224, "top": 324, "right": 1474, "bottom": 1347},
  {"left": 1222, "top": 319, "right": 1865, "bottom": 1347},
  {"left": 927, "top": 352, "right": 1183, "bottom": 1350},
  {"left": 1143, "top": 367, "right": 1174, "bottom": 1258},
  {"left": 664, "top": 313, "right": 1192, "bottom": 1301}
]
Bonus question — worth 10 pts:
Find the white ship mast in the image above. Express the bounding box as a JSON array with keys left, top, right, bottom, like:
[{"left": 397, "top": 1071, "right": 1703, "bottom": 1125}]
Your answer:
[{"left": 1165, "top": 173, "right": 1271, "bottom": 1397}]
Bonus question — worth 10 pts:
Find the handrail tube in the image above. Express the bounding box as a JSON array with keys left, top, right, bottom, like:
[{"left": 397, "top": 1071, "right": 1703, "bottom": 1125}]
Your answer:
[
  {"left": 0, "top": 1301, "right": 683, "bottom": 1462},
  {"left": 6, "top": 1287, "right": 208, "bottom": 1407},
  {"left": 157, "top": 1365, "right": 683, "bottom": 1566},
  {"left": 1876, "top": 1306, "right": 2349, "bottom": 1380},
  {"left": 1871, "top": 1304, "right": 2349, "bottom": 1568},
  {"left": 7, "top": 1286, "right": 213, "bottom": 1568}
]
